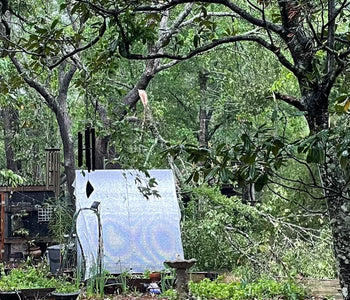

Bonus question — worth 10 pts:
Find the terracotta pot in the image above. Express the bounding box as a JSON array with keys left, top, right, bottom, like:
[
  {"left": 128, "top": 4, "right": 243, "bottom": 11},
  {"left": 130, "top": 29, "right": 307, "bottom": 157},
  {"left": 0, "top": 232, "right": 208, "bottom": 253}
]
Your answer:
[{"left": 149, "top": 272, "right": 161, "bottom": 283}]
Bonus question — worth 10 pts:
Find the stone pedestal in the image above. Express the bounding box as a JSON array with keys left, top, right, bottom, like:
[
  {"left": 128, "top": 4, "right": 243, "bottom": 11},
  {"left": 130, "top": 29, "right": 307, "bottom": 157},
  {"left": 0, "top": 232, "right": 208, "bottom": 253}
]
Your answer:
[{"left": 164, "top": 258, "right": 196, "bottom": 299}]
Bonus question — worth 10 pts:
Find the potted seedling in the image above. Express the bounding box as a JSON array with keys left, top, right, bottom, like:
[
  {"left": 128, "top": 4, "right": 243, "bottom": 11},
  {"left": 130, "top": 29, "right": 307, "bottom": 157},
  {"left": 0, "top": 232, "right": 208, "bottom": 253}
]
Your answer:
[
  {"left": 51, "top": 271, "right": 81, "bottom": 300},
  {"left": 51, "top": 280, "right": 81, "bottom": 300},
  {"left": 0, "top": 262, "right": 56, "bottom": 300}
]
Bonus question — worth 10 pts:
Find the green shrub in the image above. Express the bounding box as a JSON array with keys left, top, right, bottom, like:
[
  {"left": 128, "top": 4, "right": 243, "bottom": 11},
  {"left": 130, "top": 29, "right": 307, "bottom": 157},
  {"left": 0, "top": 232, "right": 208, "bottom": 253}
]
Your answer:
[
  {"left": 189, "top": 276, "right": 307, "bottom": 300},
  {"left": 181, "top": 186, "right": 335, "bottom": 279}
]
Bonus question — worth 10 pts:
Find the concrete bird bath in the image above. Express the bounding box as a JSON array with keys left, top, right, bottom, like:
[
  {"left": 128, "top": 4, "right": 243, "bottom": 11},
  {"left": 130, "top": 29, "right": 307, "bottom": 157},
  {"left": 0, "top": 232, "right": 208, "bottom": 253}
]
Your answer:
[{"left": 164, "top": 258, "right": 196, "bottom": 299}]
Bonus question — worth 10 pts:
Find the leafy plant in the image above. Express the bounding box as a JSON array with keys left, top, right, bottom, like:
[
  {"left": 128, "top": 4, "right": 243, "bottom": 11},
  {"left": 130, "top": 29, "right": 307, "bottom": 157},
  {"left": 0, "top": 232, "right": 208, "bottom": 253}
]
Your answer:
[
  {"left": 160, "top": 268, "right": 176, "bottom": 293},
  {"left": 54, "top": 279, "right": 80, "bottom": 294},
  {"left": 0, "top": 262, "right": 57, "bottom": 291},
  {"left": 161, "top": 288, "right": 177, "bottom": 300},
  {"left": 189, "top": 276, "right": 307, "bottom": 300},
  {"left": 182, "top": 185, "right": 335, "bottom": 278},
  {"left": 143, "top": 269, "right": 151, "bottom": 279},
  {"left": 86, "top": 264, "right": 109, "bottom": 297},
  {"left": 117, "top": 271, "right": 131, "bottom": 294},
  {"left": 0, "top": 169, "right": 24, "bottom": 186},
  {"left": 46, "top": 196, "right": 74, "bottom": 244}
]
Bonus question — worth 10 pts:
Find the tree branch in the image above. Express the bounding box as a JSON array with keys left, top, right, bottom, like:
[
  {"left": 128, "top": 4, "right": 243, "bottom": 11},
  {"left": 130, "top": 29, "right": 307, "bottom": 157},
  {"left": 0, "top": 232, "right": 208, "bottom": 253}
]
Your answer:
[
  {"left": 136, "top": 0, "right": 285, "bottom": 36},
  {"left": 48, "top": 19, "right": 107, "bottom": 69},
  {"left": 9, "top": 54, "right": 58, "bottom": 113},
  {"left": 273, "top": 92, "right": 306, "bottom": 111},
  {"left": 179, "top": 11, "right": 238, "bottom": 29},
  {"left": 122, "top": 34, "right": 300, "bottom": 77}
]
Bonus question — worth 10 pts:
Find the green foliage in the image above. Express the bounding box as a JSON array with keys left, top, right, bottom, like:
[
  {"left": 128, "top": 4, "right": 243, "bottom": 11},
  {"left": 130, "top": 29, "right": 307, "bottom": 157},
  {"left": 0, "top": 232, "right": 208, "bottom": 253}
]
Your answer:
[
  {"left": 189, "top": 276, "right": 307, "bottom": 300},
  {"left": 162, "top": 288, "right": 178, "bottom": 300},
  {"left": 182, "top": 186, "right": 263, "bottom": 270},
  {"left": 0, "top": 261, "right": 57, "bottom": 291},
  {"left": 160, "top": 268, "right": 176, "bottom": 293},
  {"left": 0, "top": 260, "right": 81, "bottom": 293},
  {"left": 86, "top": 264, "right": 109, "bottom": 297},
  {"left": 46, "top": 197, "right": 74, "bottom": 244},
  {"left": 167, "top": 120, "right": 289, "bottom": 189},
  {"left": 54, "top": 277, "right": 81, "bottom": 294},
  {"left": 0, "top": 0, "right": 345, "bottom": 286},
  {"left": 279, "top": 237, "right": 336, "bottom": 279},
  {"left": 182, "top": 186, "right": 335, "bottom": 278},
  {"left": 0, "top": 169, "right": 24, "bottom": 186}
]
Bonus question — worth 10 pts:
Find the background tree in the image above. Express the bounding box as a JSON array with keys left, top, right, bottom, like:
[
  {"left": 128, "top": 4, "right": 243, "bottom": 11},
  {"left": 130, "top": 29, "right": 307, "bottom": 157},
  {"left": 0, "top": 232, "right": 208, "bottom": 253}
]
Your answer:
[
  {"left": 74, "top": 0, "right": 350, "bottom": 296},
  {"left": 0, "top": 1, "right": 107, "bottom": 200}
]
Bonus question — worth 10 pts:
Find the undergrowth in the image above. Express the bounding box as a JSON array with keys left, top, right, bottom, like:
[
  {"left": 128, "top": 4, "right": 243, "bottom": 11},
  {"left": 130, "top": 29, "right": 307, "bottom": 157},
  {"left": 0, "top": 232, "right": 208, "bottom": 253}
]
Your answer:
[{"left": 188, "top": 276, "right": 307, "bottom": 300}]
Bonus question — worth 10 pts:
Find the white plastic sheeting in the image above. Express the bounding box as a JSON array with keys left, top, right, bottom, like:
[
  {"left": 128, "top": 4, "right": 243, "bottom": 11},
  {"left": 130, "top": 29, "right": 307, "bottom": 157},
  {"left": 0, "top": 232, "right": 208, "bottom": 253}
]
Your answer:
[{"left": 74, "top": 170, "right": 184, "bottom": 276}]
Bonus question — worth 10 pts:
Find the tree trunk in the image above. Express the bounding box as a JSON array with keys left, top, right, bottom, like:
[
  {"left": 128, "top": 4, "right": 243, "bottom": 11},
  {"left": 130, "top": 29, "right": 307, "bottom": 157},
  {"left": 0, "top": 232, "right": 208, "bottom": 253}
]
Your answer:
[
  {"left": 198, "top": 68, "right": 211, "bottom": 148},
  {"left": 319, "top": 151, "right": 350, "bottom": 299},
  {"left": 2, "top": 107, "right": 20, "bottom": 171},
  {"left": 56, "top": 108, "right": 75, "bottom": 201},
  {"left": 304, "top": 90, "right": 350, "bottom": 299},
  {"left": 327, "top": 187, "right": 350, "bottom": 299},
  {"left": 302, "top": 87, "right": 329, "bottom": 133}
]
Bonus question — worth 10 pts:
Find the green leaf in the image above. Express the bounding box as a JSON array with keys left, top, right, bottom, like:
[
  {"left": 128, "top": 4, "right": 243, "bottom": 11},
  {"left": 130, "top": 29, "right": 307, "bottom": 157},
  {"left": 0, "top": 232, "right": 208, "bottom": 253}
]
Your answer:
[
  {"left": 272, "top": 139, "right": 284, "bottom": 156},
  {"left": 340, "top": 155, "right": 348, "bottom": 170},
  {"left": 205, "top": 166, "right": 220, "bottom": 182},
  {"left": 240, "top": 154, "right": 256, "bottom": 164},
  {"left": 193, "top": 34, "right": 200, "bottom": 48},
  {"left": 51, "top": 18, "right": 59, "bottom": 29},
  {"left": 306, "top": 146, "right": 325, "bottom": 164},
  {"left": 255, "top": 174, "right": 268, "bottom": 192}
]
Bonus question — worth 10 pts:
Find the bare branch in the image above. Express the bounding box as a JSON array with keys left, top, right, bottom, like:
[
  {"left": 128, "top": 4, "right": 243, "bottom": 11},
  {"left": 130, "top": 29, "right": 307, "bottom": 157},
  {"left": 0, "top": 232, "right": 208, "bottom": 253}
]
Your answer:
[{"left": 156, "top": 59, "right": 180, "bottom": 72}]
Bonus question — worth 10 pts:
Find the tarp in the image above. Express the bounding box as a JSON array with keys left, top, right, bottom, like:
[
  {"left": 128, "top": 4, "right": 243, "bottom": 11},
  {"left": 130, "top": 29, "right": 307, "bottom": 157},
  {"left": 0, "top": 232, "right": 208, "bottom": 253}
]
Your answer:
[{"left": 74, "top": 170, "right": 184, "bottom": 276}]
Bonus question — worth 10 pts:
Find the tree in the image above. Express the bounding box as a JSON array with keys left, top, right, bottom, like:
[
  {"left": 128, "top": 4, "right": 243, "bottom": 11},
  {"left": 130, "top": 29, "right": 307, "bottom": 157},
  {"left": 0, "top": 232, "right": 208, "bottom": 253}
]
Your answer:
[
  {"left": 73, "top": 0, "right": 350, "bottom": 297},
  {"left": 0, "top": 1, "right": 105, "bottom": 200}
]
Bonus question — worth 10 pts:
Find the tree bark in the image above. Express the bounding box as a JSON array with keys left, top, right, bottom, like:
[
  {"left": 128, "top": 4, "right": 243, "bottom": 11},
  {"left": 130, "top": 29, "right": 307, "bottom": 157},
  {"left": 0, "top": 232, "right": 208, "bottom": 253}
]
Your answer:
[
  {"left": 56, "top": 107, "right": 75, "bottom": 200},
  {"left": 304, "top": 91, "right": 350, "bottom": 299},
  {"left": 198, "top": 67, "right": 211, "bottom": 148},
  {"left": 56, "top": 64, "right": 77, "bottom": 201},
  {"left": 2, "top": 107, "right": 20, "bottom": 171},
  {"left": 326, "top": 184, "right": 350, "bottom": 299}
]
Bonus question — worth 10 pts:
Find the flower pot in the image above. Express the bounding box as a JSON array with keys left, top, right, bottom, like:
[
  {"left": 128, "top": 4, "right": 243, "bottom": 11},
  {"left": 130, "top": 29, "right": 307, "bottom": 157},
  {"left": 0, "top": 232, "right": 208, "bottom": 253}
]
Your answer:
[
  {"left": 0, "top": 291, "right": 23, "bottom": 300},
  {"left": 51, "top": 291, "right": 80, "bottom": 300},
  {"left": 21, "top": 288, "right": 55, "bottom": 300},
  {"left": 28, "top": 247, "right": 42, "bottom": 259},
  {"left": 149, "top": 272, "right": 161, "bottom": 283}
]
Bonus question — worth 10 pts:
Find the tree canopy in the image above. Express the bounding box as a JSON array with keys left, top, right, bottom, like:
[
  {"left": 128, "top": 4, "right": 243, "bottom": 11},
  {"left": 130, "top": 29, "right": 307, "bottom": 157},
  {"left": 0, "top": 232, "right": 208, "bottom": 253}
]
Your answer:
[{"left": 1, "top": 0, "right": 350, "bottom": 298}]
